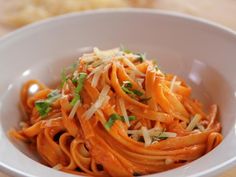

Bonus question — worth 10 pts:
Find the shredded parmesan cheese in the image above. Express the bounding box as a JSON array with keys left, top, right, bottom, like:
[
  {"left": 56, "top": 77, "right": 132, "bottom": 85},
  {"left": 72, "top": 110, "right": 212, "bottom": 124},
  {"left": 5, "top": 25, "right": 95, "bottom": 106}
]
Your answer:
[
  {"left": 69, "top": 100, "right": 81, "bottom": 119},
  {"left": 165, "top": 158, "right": 174, "bottom": 165},
  {"left": 131, "top": 134, "right": 140, "bottom": 141},
  {"left": 136, "top": 78, "right": 144, "bottom": 87},
  {"left": 186, "top": 114, "right": 201, "bottom": 131},
  {"left": 88, "top": 64, "right": 105, "bottom": 78},
  {"left": 91, "top": 69, "right": 103, "bottom": 88},
  {"left": 81, "top": 54, "right": 95, "bottom": 63},
  {"left": 19, "top": 121, "right": 28, "bottom": 129},
  {"left": 141, "top": 126, "right": 152, "bottom": 147},
  {"left": 170, "top": 76, "right": 182, "bottom": 92},
  {"left": 127, "top": 129, "right": 142, "bottom": 135},
  {"left": 148, "top": 127, "right": 162, "bottom": 136},
  {"left": 83, "top": 85, "right": 110, "bottom": 119},
  {"left": 127, "top": 127, "right": 177, "bottom": 141},
  {"left": 161, "top": 132, "right": 177, "bottom": 138},
  {"left": 53, "top": 164, "right": 63, "bottom": 170},
  {"left": 122, "top": 57, "right": 145, "bottom": 76},
  {"left": 197, "top": 124, "right": 205, "bottom": 132},
  {"left": 91, "top": 63, "right": 111, "bottom": 88},
  {"left": 101, "top": 96, "right": 111, "bottom": 108},
  {"left": 170, "top": 75, "right": 177, "bottom": 92}
]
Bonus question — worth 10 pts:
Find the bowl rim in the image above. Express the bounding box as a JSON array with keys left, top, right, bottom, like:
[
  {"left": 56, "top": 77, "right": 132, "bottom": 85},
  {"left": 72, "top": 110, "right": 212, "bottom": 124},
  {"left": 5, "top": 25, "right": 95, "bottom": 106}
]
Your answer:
[{"left": 1, "top": 8, "right": 236, "bottom": 177}]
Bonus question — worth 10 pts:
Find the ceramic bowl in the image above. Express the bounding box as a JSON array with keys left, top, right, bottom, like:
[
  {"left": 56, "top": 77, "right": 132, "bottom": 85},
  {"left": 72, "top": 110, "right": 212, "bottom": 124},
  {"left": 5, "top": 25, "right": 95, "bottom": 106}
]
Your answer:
[{"left": 0, "top": 9, "right": 236, "bottom": 177}]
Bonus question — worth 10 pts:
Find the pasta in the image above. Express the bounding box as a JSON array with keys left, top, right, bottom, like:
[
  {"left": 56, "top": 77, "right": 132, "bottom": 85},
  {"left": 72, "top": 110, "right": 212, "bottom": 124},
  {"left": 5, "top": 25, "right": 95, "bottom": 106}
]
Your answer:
[{"left": 9, "top": 47, "right": 223, "bottom": 177}]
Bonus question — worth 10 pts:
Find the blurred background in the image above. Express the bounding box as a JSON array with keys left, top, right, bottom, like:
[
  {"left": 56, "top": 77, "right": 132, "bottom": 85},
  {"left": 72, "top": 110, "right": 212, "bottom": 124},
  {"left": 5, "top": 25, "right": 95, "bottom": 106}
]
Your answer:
[
  {"left": 0, "top": 0, "right": 236, "bottom": 177},
  {"left": 0, "top": 0, "right": 236, "bottom": 36}
]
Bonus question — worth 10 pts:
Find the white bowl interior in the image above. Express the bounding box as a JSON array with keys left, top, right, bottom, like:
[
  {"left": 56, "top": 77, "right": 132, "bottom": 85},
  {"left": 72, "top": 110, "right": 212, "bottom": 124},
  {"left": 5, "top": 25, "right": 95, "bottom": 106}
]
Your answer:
[{"left": 0, "top": 9, "right": 236, "bottom": 177}]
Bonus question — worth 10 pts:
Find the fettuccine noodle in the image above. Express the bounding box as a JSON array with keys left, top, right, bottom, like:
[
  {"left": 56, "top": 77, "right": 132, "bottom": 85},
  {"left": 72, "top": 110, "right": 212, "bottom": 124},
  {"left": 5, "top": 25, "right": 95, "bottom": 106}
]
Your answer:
[{"left": 10, "top": 47, "right": 223, "bottom": 177}]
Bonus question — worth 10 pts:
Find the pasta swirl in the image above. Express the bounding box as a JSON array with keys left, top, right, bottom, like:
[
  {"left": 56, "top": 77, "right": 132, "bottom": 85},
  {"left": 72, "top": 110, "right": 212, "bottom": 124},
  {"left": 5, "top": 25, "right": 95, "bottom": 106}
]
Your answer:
[{"left": 9, "top": 47, "right": 223, "bottom": 177}]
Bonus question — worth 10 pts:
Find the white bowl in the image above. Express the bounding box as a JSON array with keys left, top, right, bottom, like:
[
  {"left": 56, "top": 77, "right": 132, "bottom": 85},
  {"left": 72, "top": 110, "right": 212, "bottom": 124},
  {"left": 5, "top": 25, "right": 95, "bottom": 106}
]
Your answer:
[{"left": 1, "top": 9, "right": 236, "bottom": 177}]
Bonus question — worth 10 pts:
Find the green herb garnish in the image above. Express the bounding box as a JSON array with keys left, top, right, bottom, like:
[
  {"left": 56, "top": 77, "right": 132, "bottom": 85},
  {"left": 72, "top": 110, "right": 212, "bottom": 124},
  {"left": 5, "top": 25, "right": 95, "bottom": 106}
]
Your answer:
[
  {"left": 136, "top": 53, "right": 145, "bottom": 62},
  {"left": 120, "top": 45, "right": 132, "bottom": 54},
  {"left": 120, "top": 45, "right": 145, "bottom": 62},
  {"left": 35, "top": 101, "right": 51, "bottom": 118},
  {"left": 158, "top": 136, "right": 168, "bottom": 140},
  {"left": 35, "top": 90, "right": 61, "bottom": 118},
  {"left": 155, "top": 65, "right": 160, "bottom": 71},
  {"left": 152, "top": 130, "right": 169, "bottom": 141},
  {"left": 105, "top": 113, "right": 136, "bottom": 130},
  {"left": 61, "top": 68, "right": 67, "bottom": 87},
  {"left": 121, "top": 81, "right": 143, "bottom": 97},
  {"left": 60, "top": 62, "right": 78, "bottom": 87},
  {"left": 133, "top": 90, "right": 143, "bottom": 96},
  {"left": 123, "top": 81, "right": 132, "bottom": 88},
  {"left": 72, "top": 78, "right": 78, "bottom": 84},
  {"left": 70, "top": 72, "right": 87, "bottom": 106},
  {"left": 156, "top": 132, "right": 169, "bottom": 140},
  {"left": 48, "top": 89, "right": 60, "bottom": 98}
]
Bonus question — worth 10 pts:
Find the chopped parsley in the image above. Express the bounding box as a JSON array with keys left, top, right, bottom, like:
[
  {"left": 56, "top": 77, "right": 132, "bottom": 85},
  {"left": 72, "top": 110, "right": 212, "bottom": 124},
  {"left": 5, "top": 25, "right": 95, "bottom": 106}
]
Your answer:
[
  {"left": 60, "top": 62, "right": 78, "bottom": 87},
  {"left": 121, "top": 81, "right": 144, "bottom": 97},
  {"left": 120, "top": 45, "right": 145, "bottom": 62},
  {"left": 48, "top": 89, "right": 60, "bottom": 98},
  {"left": 151, "top": 130, "right": 174, "bottom": 141},
  {"left": 105, "top": 113, "right": 136, "bottom": 130},
  {"left": 135, "top": 53, "right": 145, "bottom": 62},
  {"left": 61, "top": 68, "right": 67, "bottom": 87},
  {"left": 132, "top": 90, "right": 143, "bottom": 96},
  {"left": 35, "top": 89, "right": 61, "bottom": 118},
  {"left": 70, "top": 72, "right": 87, "bottom": 106}
]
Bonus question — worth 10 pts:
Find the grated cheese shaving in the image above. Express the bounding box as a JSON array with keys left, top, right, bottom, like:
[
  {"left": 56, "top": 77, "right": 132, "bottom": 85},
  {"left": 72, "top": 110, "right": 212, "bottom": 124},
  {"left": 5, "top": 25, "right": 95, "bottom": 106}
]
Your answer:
[
  {"left": 131, "top": 134, "right": 140, "bottom": 141},
  {"left": 160, "top": 132, "right": 177, "bottom": 138},
  {"left": 122, "top": 57, "right": 145, "bottom": 76},
  {"left": 53, "top": 164, "right": 63, "bottom": 170},
  {"left": 69, "top": 100, "right": 81, "bottom": 119},
  {"left": 61, "top": 83, "right": 69, "bottom": 98},
  {"left": 127, "top": 129, "right": 142, "bottom": 135},
  {"left": 170, "top": 76, "right": 182, "bottom": 93},
  {"left": 91, "top": 69, "right": 103, "bottom": 88},
  {"left": 101, "top": 96, "right": 111, "bottom": 108},
  {"left": 88, "top": 64, "right": 105, "bottom": 78},
  {"left": 104, "top": 63, "right": 112, "bottom": 72},
  {"left": 165, "top": 158, "right": 174, "bottom": 165},
  {"left": 127, "top": 127, "right": 176, "bottom": 139},
  {"left": 186, "top": 114, "right": 201, "bottom": 131},
  {"left": 197, "top": 124, "right": 205, "bottom": 132},
  {"left": 136, "top": 78, "right": 144, "bottom": 88},
  {"left": 148, "top": 127, "right": 163, "bottom": 136},
  {"left": 81, "top": 55, "right": 95, "bottom": 63},
  {"left": 19, "top": 121, "right": 28, "bottom": 129},
  {"left": 141, "top": 126, "right": 152, "bottom": 147},
  {"left": 170, "top": 75, "right": 177, "bottom": 92},
  {"left": 83, "top": 85, "right": 110, "bottom": 119},
  {"left": 94, "top": 47, "right": 119, "bottom": 61},
  {"left": 44, "top": 117, "right": 62, "bottom": 127}
]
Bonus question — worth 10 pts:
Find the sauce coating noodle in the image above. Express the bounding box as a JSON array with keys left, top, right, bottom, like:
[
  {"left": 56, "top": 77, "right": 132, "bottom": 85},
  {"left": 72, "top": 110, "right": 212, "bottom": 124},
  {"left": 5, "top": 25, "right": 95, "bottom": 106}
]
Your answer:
[{"left": 10, "top": 47, "right": 223, "bottom": 177}]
